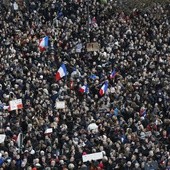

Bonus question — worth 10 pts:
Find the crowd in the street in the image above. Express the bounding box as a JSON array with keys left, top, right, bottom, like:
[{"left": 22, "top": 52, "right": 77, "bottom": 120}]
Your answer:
[{"left": 0, "top": 0, "right": 170, "bottom": 169}]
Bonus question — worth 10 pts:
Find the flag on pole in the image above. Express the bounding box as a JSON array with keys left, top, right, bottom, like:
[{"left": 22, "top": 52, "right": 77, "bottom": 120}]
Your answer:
[
  {"left": 55, "top": 64, "right": 67, "bottom": 81},
  {"left": 39, "top": 36, "right": 49, "bottom": 52},
  {"left": 99, "top": 82, "right": 108, "bottom": 96},
  {"left": 79, "top": 85, "right": 88, "bottom": 94},
  {"left": 110, "top": 69, "right": 117, "bottom": 79},
  {"left": 44, "top": 128, "right": 53, "bottom": 135},
  {"left": 17, "top": 133, "right": 23, "bottom": 149},
  {"left": 140, "top": 108, "right": 147, "bottom": 117}
]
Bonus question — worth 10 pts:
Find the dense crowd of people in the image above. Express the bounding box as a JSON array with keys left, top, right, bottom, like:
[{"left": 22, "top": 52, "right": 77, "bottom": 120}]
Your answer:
[{"left": 0, "top": 0, "right": 170, "bottom": 169}]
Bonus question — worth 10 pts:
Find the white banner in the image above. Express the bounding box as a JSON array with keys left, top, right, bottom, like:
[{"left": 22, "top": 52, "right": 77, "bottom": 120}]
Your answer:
[{"left": 82, "top": 152, "right": 103, "bottom": 162}]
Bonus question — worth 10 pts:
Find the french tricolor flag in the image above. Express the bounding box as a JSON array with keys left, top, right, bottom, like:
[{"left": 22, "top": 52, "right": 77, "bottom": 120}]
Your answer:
[
  {"left": 39, "top": 36, "right": 49, "bottom": 52},
  {"left": 99, "top": 82, "right": 108, "bottom": 96},
  {"left": 55, "top": 64, "right": 67, "bottom": 81},
  {"left": 110, "top": 69, "right": 117, "bottom": 79},
  {"left": 79, "top": 85, "right": 88, "bottom": 94}
]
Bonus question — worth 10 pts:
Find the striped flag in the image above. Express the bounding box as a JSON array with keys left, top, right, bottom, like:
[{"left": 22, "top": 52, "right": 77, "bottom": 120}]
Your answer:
[
  {"left": 99, "top": 82, "right": 108, "bottom": 96},
  {"left": 110, "top": 69, "right": 117, "bottom": 79},
  {"left": 55, "top": 64, "right": 67, "bottom": 81},
  {"left": 17, "top": 133, "right": 23, "bottom": 149},
  {"left": 79, "top": 85, "right": 88, "bottom": 94},
  {"left": 39, "top": 36, "right": 49, "bottom": 52}
]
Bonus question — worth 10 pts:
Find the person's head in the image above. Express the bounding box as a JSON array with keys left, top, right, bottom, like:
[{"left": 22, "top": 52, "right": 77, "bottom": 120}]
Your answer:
[
  {"left": 41, "top": 156, "right": 46, "bottom": 163},
  {"left": 135, "top": 162, "right": 140, "bottom": 169},
  {"left": 131, "top": 154, "right": 136, "bottom": 161},
  {"left": 51, "top": 160, "right": 56, "bottom": 167},
  {"left": 68, "top": 163, "right": 75, "bottom": 170},
  {"left": 127, "top": 161, "right": 131, "bottom": 167},
  {"left": 27, "top": 166, "right": 32, "bottom": 170}
]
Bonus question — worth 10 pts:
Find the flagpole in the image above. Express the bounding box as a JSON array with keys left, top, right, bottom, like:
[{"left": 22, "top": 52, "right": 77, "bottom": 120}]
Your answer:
[
  {"left": 87, "top": 0, "right": 90, "bottom": 42},
  {"left": 17, "top": 108, "right": 23, "bottom": 170},
  {"left": 19, "top": 133, "right": 22, "bottom": 170},
  {"left": 18, "top": 108, "right": 21, "bottom": 170}
]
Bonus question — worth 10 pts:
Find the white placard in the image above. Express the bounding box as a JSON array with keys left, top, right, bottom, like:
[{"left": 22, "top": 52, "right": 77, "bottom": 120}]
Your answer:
[
  {"left": 86, "top": 42, "right": 100, "bottom": 52},
  {"left": 44, "top": 128, "right": 53, "bottom": 134},
  {"left": 56, "top": 101, "right": 65, "bottom": 109},
  {"left": 9, "top": 99, "right": 23, "bottom": 111},
  {"left": 0, "top": 134, "right": 6, "bottom": 143},
  {"left": 82, "top": 152, "right": 103, "bottom": 162}
]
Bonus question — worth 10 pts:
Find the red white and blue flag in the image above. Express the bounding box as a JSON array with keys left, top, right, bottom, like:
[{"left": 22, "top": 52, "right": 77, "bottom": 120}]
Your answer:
[
  {"left": 110, "top": 69, "right": 117, "bottom": 79},
  {"left": 55, "top": 64, "right": 67, "bottom": 81},
  {"left": 79, "top": 85, "right": 88, "bottom": 94},
  {"left": 99, "top": 82, "right": 108, "bottom": 96},
  {"left": 140, "top": 107, "right": 147, "bottom": 118},
  {"left": 39, "top": 36, "right": 49, "bottom": 52}
]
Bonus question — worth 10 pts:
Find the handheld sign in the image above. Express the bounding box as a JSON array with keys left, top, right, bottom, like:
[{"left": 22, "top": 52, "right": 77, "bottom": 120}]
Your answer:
[{"left": 9, "top": 99, "right": 23, "bottom": 111}]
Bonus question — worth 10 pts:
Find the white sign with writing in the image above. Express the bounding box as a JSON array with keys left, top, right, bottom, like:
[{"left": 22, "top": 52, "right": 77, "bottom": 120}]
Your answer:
[{"left": 55, "top": 101, "right": 66, "bottom": 109}]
